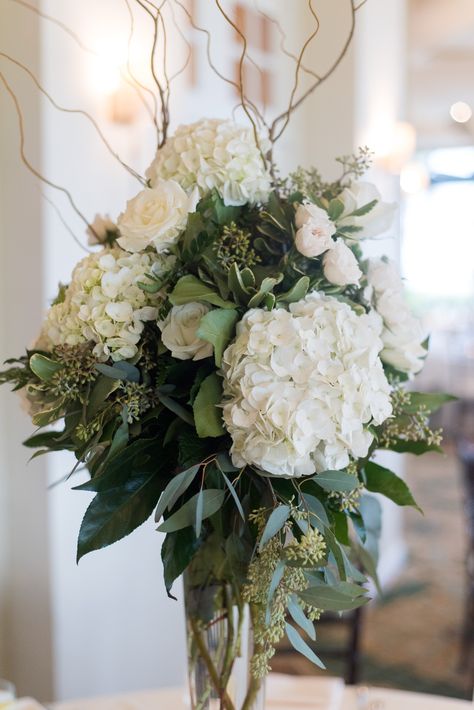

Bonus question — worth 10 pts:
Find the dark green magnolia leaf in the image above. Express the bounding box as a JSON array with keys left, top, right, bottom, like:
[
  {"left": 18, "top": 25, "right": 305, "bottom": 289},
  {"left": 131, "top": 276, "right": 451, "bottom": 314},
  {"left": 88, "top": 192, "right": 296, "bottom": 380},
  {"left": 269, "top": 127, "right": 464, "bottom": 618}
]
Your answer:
[
  {"left": 157, "top": 489, "right": 225, "bottom": 533},
  {"left": 298, "top": 583, "right": 368, "bottom": 611},
  {"left": 404, "top": 392, "right": 456, "bottom": 415},
  {"left": 29, "top": 353, "right": 62, "bottom": 381},
  {"left": 155, "top": 464, "right": 200, "bottom": 523},
  {"left": 364, "top": 461, "right": 421, "bottom": 511},
  {"left": 169, "top": 275, "right": 235, "bottom": 308},
  {"left": 314, "top": 470, "right": 358, "bottom": 492},
  {"left": 285, "top": 624, "right": 325, "bottom": 669},
  {"left": 161, "top": 528, "right": 201, "bottom": 596},
  {"left": 23, "top": 430, "right": 64, "bottom": 449},
  {"left": 385, "top": 440, "right": 443, "bottom": 455},
  {"left": 276, "top": 276, "right": 310, "bottom": 304},
  {"left": 196, "top": 308, "right": 239, "bottom": 367},
  {"left": 74, "top": 438, "right": 163, "bottom": 493},
  {"left": 259, "top": 505, "right": 291, "bottom": 551},
  {"left": 77, "top": 468, "right": 167, "bottom": 561},
  {"left": 287, "top": 594, "right": 316, "bottom": 641},
  {"left": 193, "top": 373, "right": 225, "bottom": 438}
]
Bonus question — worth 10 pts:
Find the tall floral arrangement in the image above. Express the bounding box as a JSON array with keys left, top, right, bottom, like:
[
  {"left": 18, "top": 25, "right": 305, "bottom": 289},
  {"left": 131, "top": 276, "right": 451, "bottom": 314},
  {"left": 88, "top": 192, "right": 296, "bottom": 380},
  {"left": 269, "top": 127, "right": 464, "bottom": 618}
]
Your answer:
[{"left": 0, "top": 3, "right": 453, "bottom": 708}]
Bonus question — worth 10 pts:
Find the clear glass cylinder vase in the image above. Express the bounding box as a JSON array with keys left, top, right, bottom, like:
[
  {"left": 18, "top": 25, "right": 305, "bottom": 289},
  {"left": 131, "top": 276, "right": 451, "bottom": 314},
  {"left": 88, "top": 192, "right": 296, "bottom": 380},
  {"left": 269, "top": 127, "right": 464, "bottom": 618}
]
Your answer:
[{"left": 184, "top": 577, "right": 265, "bottom": 710}]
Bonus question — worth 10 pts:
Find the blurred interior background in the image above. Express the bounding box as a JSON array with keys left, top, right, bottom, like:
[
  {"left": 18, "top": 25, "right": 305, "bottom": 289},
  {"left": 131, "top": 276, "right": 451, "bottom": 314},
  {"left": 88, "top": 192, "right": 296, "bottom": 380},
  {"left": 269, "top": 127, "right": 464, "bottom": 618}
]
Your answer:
[{"left": 0, "top": 0, "right": 472, "bottom": 703}]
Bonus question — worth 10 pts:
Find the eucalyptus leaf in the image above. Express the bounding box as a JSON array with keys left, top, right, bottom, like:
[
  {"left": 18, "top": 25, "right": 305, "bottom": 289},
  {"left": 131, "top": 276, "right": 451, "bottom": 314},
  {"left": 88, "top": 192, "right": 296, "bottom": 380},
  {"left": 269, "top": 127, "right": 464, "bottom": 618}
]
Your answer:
[
  {"left": 158, "top": 392, "right": 195, "bottom": 426},
  {"left": 287, "top": 595, "right": 316, "bottom": 641},
  {"left": 155, "top": 464, "right": 200, "bottom": 523},
  {"left": 298, "top": 583, "right": 368, "bottom": 611},
  {"left": 314, "top": 470, "right": 358, "bottom": 492},
  {"left": 259, "top": 505, "right": 290, "bottom": 551},
  {"left": 404, "top": 392, "right": 456, "bottom": 414},
  {"left": 157, "top": 489, "right": 225, "bottom": 533},
  {"left": 220, "top": 470, "right": 245, "bottom": 521},
  {"left": 285, "top": 624, "right": 325, "bottom": 669}
]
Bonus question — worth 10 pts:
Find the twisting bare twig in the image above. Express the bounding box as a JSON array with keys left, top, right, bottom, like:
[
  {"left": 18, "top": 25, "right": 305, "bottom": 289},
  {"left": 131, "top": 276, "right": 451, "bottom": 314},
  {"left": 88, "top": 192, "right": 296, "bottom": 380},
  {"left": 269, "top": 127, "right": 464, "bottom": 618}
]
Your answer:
[
  {"left": 269, "top": 0, "right": 359, "bottom": 148},
  {"left": 167, "top": 1, "right": 193, "bottom": 83},
  {"left": 213, "top": 0, "right": 266, "bottom": 164},
  {"left": 123, "top": 0, "right": 160, "bottom": 134},
  {"left": 173, "top": 0, "right": 264, "bottom": 129},
  {"left": 0, "top": 70, "right": 95, "bottom": 238},
  {"left": 0, "top": 52, "right": 145, "bottom": 184},
  {"left": 40, "top": 191, "right": 92, "bottom": 254}
]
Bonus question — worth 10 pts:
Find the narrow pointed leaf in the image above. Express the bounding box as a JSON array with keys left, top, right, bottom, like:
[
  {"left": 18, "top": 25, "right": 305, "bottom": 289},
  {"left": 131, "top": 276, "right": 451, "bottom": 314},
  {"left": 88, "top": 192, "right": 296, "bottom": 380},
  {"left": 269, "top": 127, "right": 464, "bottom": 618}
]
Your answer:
[
  {"left": 157, "top": 489, "right": 225, "bottom": 533},
  {"left": 287, "top": 595, "right": 316, "bottom": 641},
  {"left": 285, "top": 624, "right": 326, "bottom": 669},
  {"left": 259, "top": 505, "right": 291, "bottom": 551},
  {"left": 155, "top": 464, "right": 200, "bottom": 523}
]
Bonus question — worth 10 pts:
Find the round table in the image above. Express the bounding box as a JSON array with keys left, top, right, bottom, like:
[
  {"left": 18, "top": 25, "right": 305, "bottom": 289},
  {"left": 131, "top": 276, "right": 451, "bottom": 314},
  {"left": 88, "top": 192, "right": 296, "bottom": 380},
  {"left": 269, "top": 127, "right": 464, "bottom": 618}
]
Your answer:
[{"left": 51, "top": 673, "right": 473, "bottom": 710}]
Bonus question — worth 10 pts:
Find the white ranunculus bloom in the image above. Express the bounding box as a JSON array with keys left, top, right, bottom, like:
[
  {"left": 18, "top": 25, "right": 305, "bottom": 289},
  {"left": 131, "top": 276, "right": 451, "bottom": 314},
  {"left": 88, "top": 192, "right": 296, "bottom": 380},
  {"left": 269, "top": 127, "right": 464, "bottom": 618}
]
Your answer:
[
  {"left": 145, "top": 118, "right": 272, "bottom": 207},
  {"left": 117, "top": 180, "right": 198, "bottom": 254},
  {"left": 37, "top": 247, "right": 173, "bottom": 361},
  {"left": 87, "top": 214, "right": 117, "bottom": 246},
  {"left": 323, "top": 238, "right": 362, "bottom": 286},
  {"left": 367, "top": 257, "right": 427, "bottom": 375},
  {"left": 339, "top": 181, "right": 397, "bottom": 239},
  {"left": 159, "top": 303, "right": 213, "bottom": 361},
  {"left": 294, "top": 203, "right": 336, "bottom": 257},
  {"left": 222, "top": 292, "right": 392, "bottom": 477}
]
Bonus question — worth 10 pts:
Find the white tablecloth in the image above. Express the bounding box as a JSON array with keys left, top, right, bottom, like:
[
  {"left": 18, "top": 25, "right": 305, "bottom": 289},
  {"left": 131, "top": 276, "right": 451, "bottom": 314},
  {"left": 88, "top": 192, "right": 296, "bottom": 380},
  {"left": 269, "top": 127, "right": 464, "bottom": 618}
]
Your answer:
[{"left": 48, "top": 674, "right": 472, "bottom": 710}]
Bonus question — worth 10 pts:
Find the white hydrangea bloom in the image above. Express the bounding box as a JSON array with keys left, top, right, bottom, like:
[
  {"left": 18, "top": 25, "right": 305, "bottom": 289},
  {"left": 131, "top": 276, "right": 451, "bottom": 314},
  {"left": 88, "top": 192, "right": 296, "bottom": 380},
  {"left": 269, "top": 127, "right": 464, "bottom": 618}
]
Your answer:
[
  {"left": 367, "top": 258, "right": 427, "bottom": 375},
  {"left": 145, "top": 118, "right": 272, "bottom": 207},
  {"left": 38, "top": 247, "right": 175, "bottom": 362},
  {"left": 222, "top": 292, "right": 392, "bottom": 478}
]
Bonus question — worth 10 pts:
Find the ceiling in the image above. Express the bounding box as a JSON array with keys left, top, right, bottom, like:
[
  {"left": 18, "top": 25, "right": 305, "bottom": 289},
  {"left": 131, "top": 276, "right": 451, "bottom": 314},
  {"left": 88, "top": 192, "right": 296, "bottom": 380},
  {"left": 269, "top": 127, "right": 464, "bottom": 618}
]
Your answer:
[{"left": 408, "top": 0, "right": 474, "bottom": 149}]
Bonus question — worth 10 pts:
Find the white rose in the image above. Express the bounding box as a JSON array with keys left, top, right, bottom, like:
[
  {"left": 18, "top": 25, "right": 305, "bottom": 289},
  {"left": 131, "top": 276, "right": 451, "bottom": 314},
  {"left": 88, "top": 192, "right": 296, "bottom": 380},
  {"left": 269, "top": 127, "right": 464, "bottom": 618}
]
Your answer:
[
  {"left": 87, "top": 214, "right": 117, "bottom": 246},
  {"left": 323, "top": 239, "right": 362, "bottom": 286},
  {"left": 339, "top": 181, "right": 397, "bottom": 239},
  {"left": 159, "top": 303, "right": 213, "bottom": 361},
  {"left": 294, "top": 203, "right": 336, "bottom": 257},
  {"left": 117, "top": 180, "right": 198, "bottom": 254}
]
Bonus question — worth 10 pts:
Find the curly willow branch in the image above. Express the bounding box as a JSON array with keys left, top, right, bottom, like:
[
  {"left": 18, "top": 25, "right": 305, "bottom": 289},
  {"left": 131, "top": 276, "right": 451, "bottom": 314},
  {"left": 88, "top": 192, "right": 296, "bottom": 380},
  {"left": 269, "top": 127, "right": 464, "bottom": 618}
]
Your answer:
[
  {"left": 40, "top": 190, "right": 92, "bottom": 254},
  {"left": 173, "top": 0, "right": 264, "bottom": 129},
  {"left": 8, "top": 0, "right": 160, "bottom": 135},
  {"left": 168, "top": 1, "right": 193, "bottom": 82},
  {"left": 0, "top": 52, "right": 145, "bottom": 184},
  {"left": 0, "top": 69, "right": 95, "bottom": 240},
  {"left": 270, "top": 0, "right": 359, "bottom": 147},
  {"left": 213, "top": 0, "right": 267, "bottom": 166}
]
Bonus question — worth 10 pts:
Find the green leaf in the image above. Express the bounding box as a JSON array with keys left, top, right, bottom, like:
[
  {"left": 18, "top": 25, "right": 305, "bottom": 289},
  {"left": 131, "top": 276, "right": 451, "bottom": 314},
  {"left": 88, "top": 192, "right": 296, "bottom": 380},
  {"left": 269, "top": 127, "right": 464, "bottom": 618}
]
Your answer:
[
  {"left": 161, "top": 528, "right": 201, "bottom": 596},
  {"left": 193, "top": 373, "right": 225, "bottom": 438},
  {"left": 404, "top": 392, "right": 457, "bottom": 415},
  {"left": 29, "top": 354, "right": 62, "bottom": 381},
  {"left": 155, "top": 464, "right": 200, "bottom": 523},
  {"left": 350, "top": 199, "right": 377, "bottom": 217},
  {"left": 276, "top": 276, "right": 310, "bottom": 304},
  {"left": 314, "top": 470, "right": 358, "bottom": 492},
  {"left": 287, "top": 595, "right": 316, "bottom": 641},
  {"left": 95, "top": 363, "right": 131, "bottom": 381},
  {"left": 158, "top": 391, "right": 195, "bottom": 426},
  {"left": 298, "top": 583, "right": 368, "bottom": 611},
  {"left": 259, "top": 505, "right": 290, "bottom": 551},
  {"left": 385, "top": 439, "right": 443, "bottom": 455},
  {"left": 327, "top": 198, "right": 345, "bottom": 221},
  {"left": 228, "top": 263, "right": 253, "bottom": 304},
  {"left": 195, "top": 488, "right": 204, "bottom": 537},
  {"left": 169, "top": 275, "right": 235, "bottom": 309},
  {"left": 196, "top": 308, "right": 239, "bottom": 367},
  {"left": 247, "top": 274, "right": 284, "bottom": 308},
  {"left": 220, "top": 470, "right": 245, "bottom": 521},
  {"left": 364, "top": 461, "right": 421, "bottom": 511},
  {"left": 77, "top": 468, "right": 167, "bottom": 561},
  {"left": 112, "top": 361, "right": 140, "bottom": 382},
  {"left": 106, "top": 413, "right": 129, "bottom": 461},
  {"left": 266, "top": 559, "right": 286, "bottom": 618},
  {"left": 323, "top": 527, "right": 346, "bottom": 581},
  {"left": 87, "top": 376, "right": 120, "bottom": 418},
  {"left": 285, "top": 624, "right": 325, "bottom": 669},
  {"left": 299, "top": 492, "right": 329, "bottom": 532},
  {"left": 157, "top": 489, "right": 225, "bottom": 533}
]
